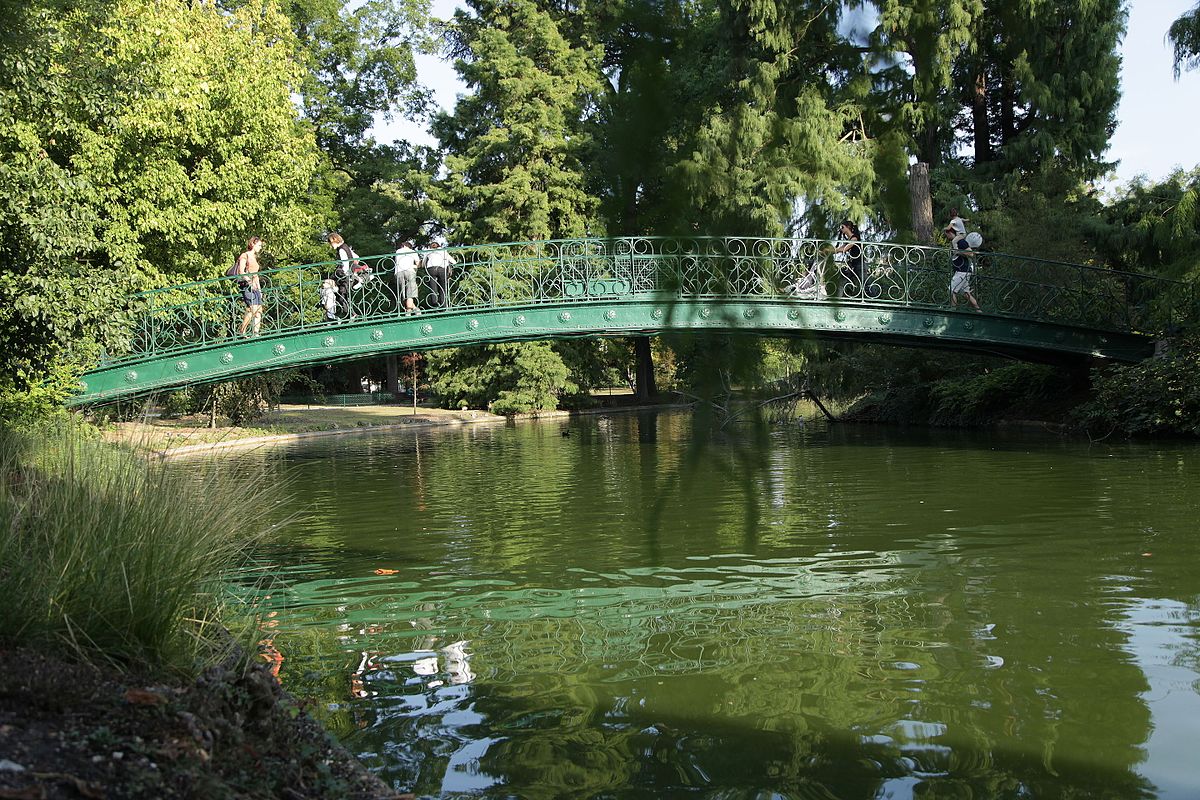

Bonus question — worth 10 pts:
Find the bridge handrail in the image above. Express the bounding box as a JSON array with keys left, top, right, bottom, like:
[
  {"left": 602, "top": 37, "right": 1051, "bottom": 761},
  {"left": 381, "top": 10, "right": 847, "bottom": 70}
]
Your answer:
[
  {"left": 126, "top": 235, "right": 1189, "bottom": 302},
  {"left": 99, "top": 235, "right": 1194, "bottom": 368}
]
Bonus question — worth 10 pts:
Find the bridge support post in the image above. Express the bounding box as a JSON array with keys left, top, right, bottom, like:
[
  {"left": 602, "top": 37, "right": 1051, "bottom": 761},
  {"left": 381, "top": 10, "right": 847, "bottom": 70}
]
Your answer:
[{"left": 634, "top": 336, "right": 656, "bottom": 401}]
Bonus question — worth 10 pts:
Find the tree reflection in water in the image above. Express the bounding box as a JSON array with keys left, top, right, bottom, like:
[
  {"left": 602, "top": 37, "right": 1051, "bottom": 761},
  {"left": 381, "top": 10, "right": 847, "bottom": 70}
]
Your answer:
[{"left": 233, "top": 412, "right": 1198, "bottom": 798}]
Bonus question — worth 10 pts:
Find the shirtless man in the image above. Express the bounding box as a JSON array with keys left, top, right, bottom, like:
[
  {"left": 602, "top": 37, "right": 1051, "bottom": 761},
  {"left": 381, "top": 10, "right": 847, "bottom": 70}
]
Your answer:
[{"left": 237, "top": 236, "right": 265, "bottom": 336}]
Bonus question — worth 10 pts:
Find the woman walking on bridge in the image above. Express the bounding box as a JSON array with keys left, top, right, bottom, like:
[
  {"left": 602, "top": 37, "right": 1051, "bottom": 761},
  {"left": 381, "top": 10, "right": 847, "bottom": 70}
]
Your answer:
[
  {"left": 830, "top": 220, "right": 864, "bottom": 298},
  {"left": 236, "top": 236, "right": 264, "bottom": 336}
]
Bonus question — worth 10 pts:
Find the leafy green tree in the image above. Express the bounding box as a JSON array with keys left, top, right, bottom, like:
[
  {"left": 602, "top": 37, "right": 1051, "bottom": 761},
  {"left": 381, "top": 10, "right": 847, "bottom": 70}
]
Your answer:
[
  {"left": 865, "top": 0, "right": 984, "bottom": 169},
  {"left": 0, "top": 0, "right": 329, "bottom": 418},
  {"left": 1098, "top": 168, "right": 1200, "bottom": 283},
  {"left": 956, "top": 0, "right": 1123, "bottom": 178},
  {"left": 270, "top": 0, "right": 438, "bottom": 253},
  {"left": 426, "top": 342, "right": 576, "bottom": 414}
]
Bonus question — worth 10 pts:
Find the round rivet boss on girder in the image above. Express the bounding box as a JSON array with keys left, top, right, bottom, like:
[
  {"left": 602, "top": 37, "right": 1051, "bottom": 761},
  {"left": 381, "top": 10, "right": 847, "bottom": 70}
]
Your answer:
[
  {"left": 878, "top": 314, "right": 891, "bottom": 325},
  {"left": 466, "top": 319, "right": 479, "bottom": 330},
  {"left": 220, "top": 352, "right": 234, "bottom": 364},
  {"left": 963, "top": 321, "right": 974, "bottom": 332},
  {"left": 834, "top": 310, "right": 846, "bottom": 322},
  {"left": 323, "top": 336, "right": 336, "bottom": 347},
  {"left": 743, "top": 308, "right": 756, "bottom": 319},
  {"left": 513, "top": 314, "right": 526, "bottom": 327},
  {"left": 124, "top": 371, "right": 138, "bottom": 383},
  {"left": 922, "top": 317, "right": 934, "bottom": 328},
  {"left": 1011, "top": 326, "right": 1022, "bottom": 336},
  {"left": 559, "top": 311, "right": 572, "bottom": 322},
  {"left": 651, "top": 308, "right": 664, "bottom": 320},
  {"left": 699, "top": 307, "right": 712, "bottom": 319},
  {"left": 421, "top": 324, "right": 433, "bottom": 336},
  {"left": 371, "top": 329, "right": 384, "bottom": 341},
  {"left": 604, "top": 309, "right": 617, "bottom": 321},
  {"left": 273, "top": 344, "right": 286, "bottom": 355},
  {"left": 175, "top": 361, "right": 189, "bottom": 372},
  {"left": 787, "top": 309, "right": 800, "bottom": 320}
]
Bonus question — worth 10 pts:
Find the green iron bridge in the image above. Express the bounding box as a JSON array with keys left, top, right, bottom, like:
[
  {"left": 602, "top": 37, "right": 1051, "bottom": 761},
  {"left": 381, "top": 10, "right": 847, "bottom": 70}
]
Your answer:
[{"left": 72, "top": 236, "right": 1196, "bottom": 405}]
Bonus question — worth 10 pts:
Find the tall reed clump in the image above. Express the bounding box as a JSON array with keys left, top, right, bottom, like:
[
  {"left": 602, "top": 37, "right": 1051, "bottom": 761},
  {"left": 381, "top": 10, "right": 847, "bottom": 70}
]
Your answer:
[{"left": 0, "top": 423, "right": 283, "bottom": 673}]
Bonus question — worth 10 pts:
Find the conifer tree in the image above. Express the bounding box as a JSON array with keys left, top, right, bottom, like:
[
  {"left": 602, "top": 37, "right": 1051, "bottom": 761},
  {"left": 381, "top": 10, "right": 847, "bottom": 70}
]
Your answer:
[
  {"left": 426, "top": 0, "right": 605, "bottom": 413},
  {"left": 955, "top": 0, "right": 1123, "bottom": 178},
  {"left": 434, "top": 0, "right": 603, "bottom": 242},
  {"left": 1169, "top": 2, "right": 1200, "bottom": 78}
]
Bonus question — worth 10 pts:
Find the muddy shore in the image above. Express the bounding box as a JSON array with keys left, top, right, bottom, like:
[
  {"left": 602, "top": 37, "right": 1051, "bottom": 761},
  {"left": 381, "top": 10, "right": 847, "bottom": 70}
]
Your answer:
[{"left": 0, "top": 646, "right": 410, "bottom": 799}]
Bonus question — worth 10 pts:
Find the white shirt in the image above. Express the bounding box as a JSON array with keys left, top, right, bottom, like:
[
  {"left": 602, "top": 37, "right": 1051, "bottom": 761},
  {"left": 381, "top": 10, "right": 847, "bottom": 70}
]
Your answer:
[
  {"left": 394, "top": 246, "right": 420, "bottom": 274},
  {"left": 424, "top": 248, "right": 455, "bottom": 269}
]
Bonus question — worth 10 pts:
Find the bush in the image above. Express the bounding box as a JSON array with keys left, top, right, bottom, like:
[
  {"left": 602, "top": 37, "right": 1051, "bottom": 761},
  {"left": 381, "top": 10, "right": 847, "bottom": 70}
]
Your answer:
[
  {"left": 1075, "top": 338, "right": 1200, "bottom": 437},
  {"left": 928, "top": 363, "right": 1070, "bottom": 426},
  {"left": 159, "top": 387, "right": 199, "bottom": 418},
  {"left": 843, "top": 362, "right": 1077, "bottom": 427},
  {"left": 0, "top": 423, "right": 282, "bottom": 672}
]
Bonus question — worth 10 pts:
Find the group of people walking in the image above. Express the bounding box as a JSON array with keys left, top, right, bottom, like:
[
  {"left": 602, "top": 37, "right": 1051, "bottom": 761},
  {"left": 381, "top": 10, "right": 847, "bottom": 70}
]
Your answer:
[
  {"left": 229, "top": 234, "right": 458, "bottom": 333},
  {"left": 790, "top": 212, "right": 982, "bottom": 309},
  {"left": 231, "top": 215, "right": 983, "bottom": 335},
  {"left": 319, "top": 234, "right": 457, "bottom": 323}
]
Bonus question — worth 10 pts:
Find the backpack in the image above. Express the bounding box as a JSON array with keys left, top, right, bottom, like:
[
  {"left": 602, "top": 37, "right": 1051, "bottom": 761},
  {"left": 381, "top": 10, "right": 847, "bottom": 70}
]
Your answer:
[{"left": 226, "top": 255, "right": 247, "bottom": 286}]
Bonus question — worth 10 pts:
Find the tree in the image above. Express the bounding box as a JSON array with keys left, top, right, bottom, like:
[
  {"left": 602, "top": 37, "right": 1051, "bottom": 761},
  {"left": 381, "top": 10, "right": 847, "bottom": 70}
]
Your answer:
[
  {"left": 424, "top": 0, "right": 604, "bottom": 412},
  {"left": 1099, "top": 168, "right": 1200, "bottom": 283},
  {"left": 956, "top": 0, "right": 1123, "bottom": 179},
  {"left": 271, "top": 0, "right": 438, "bottom": 253},
  {"left": 0, "top": 0, "right": 329, "bottom": 418},
  {"left": 434, "top": 0, "right": 603, "bottom": 242},
  {"left": 1169, "top": 2, "right": 1200, "bottom": 78},
  {"left": 426, "top": 342, "right": 576, "bottom": 414}
]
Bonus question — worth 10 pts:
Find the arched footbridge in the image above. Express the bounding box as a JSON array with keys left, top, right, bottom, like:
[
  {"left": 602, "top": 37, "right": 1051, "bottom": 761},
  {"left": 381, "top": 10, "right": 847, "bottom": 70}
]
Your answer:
[{"left": 72, "top": 236, "right": 1196, "bottom": 405}]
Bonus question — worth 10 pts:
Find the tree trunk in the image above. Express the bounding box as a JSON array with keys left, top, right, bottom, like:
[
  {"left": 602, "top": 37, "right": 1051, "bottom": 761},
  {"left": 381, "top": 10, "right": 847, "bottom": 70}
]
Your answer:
[
  {"left": 972, "top": 68, "right": 991, "bottom": 163},
  {"left": 634, "top": 336, "right": 656, "bottom": 401},
  {"left": 909, "top": 162, "right": 934, "bottom": 245},
  {"left": 1000, "top": 67, "right": 1016, "bottom": 146},
  {"left": 386, "top": 354, "right": 399, "bottom": 398}
]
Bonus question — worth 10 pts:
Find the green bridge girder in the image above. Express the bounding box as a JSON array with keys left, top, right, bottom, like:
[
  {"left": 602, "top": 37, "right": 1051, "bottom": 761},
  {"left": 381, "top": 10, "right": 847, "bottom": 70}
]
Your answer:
[{"left": 72, "top": 236, "right": 1192, "bottom": 406}]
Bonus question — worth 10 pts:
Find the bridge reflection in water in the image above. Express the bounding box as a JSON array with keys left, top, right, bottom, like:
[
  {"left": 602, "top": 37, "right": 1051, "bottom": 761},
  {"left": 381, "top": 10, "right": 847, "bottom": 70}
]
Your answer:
[{"left": 74, "top": 236, "right": 1195, "bottom": 404}]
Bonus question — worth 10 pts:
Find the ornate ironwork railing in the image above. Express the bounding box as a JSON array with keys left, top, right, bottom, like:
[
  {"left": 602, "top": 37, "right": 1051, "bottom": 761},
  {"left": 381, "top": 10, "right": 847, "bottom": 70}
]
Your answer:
[{"left": 104, "top": 236, "right": 1193, "bottom": 366}]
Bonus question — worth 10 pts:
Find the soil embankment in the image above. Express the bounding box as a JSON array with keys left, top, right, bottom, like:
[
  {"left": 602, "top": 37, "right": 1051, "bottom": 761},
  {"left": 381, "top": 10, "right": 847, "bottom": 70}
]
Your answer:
[{"left": 0, "top": 647, "right": 409, "bottom": 799}]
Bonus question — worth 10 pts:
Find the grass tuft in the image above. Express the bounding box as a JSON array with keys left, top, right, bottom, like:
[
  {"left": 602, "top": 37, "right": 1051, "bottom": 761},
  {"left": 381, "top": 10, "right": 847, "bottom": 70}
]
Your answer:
[{"left": 0, "top": 422, "right": 284, "bottom": 674}]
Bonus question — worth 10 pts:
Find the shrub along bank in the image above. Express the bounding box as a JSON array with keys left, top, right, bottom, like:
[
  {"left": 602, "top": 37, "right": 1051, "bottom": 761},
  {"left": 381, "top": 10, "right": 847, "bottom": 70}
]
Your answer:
[
  {"left": 839, "top": 341, "right": 1200, "bottom": 439},
  {"left": 0, "top": 425, "right": 404, "bottom": 798}
]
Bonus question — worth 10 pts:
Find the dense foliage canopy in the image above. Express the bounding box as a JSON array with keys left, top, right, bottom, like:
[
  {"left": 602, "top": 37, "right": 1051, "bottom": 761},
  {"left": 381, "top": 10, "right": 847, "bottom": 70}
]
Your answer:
[{"left": 1, "top": 0, "right": 1197, "bottom": 427}]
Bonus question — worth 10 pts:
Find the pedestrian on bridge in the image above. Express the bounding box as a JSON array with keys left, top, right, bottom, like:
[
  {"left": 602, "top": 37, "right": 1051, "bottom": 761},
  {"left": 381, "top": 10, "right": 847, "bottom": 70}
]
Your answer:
[
  {"left": 394, "top": 240, "right": 421, "bottom": 315},
  {"left": 236, "top": 236, "right": 264, "bottom": 337},
  {"left": 945, "top": 224, "right": 981, "bottom": 311},
  {"left": 328, "top": 233, "right": 368, "bottom": 318},
  {"left": 423, "top": 238, "right": 455, "bottom": 310},
  {"left": 830, "top": 220, "right": 864, "bottom": 298}
]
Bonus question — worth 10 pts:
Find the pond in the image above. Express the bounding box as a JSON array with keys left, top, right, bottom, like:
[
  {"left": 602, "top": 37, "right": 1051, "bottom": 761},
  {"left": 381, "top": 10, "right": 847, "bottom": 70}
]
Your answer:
[{"left": 235, "top": 411, "right": 1200, "bottom": 799}]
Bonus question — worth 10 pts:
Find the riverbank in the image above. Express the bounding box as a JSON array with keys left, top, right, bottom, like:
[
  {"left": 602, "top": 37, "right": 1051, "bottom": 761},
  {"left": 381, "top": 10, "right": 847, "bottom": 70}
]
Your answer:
[
  {"left": 101, "top": 395, "right": 684, "bottom": 458},
  {"left": 0, "top": 646, "right": 408, "bottom": 799},
  {"left": 0, "top": 425, "right": 416, "bottom": 798}
]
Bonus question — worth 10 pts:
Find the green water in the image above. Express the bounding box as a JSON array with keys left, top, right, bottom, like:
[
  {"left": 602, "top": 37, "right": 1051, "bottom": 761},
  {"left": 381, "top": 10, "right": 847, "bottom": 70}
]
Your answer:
[{"left": 238, "top": 412, "right": 1200, "bottom": 798}]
